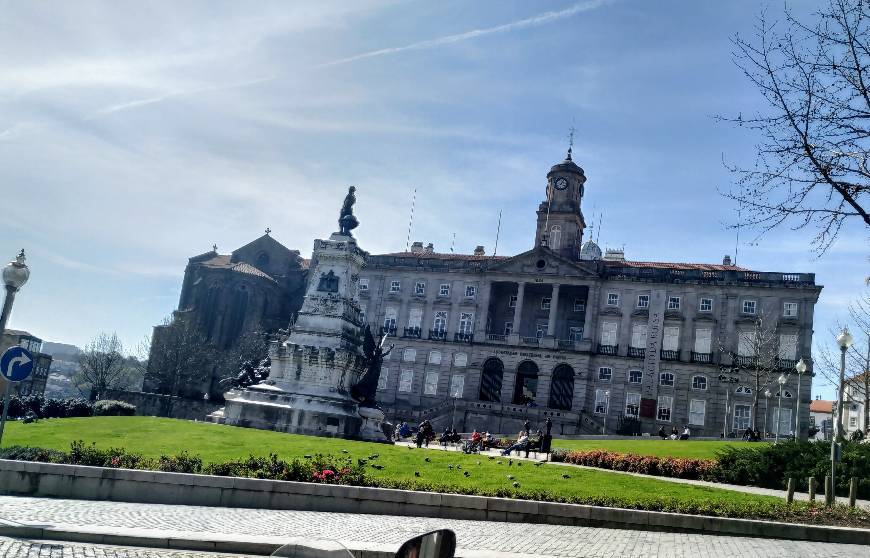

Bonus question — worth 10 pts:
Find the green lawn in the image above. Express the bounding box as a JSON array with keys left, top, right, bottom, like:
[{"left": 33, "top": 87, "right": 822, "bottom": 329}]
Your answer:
[
  {"left": 0, "top": 416, "right": 778, "bottom": 509},
  {"left": 552, "top": 438, "right": 749, "bottom": 460}
]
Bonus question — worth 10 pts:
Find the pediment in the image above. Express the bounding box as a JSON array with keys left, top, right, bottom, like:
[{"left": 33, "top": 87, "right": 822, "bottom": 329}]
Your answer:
[{"left": 487, "top": 246, "right": 600, "bottom": 278}]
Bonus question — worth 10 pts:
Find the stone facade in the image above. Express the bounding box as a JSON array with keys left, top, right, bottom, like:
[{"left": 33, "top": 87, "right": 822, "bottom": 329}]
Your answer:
[
  {"left": 0, "top": 329, "right": 52, "bottom": 398},
  {"left": 158, "top": 151, "right": 822, "bottom": 438}
]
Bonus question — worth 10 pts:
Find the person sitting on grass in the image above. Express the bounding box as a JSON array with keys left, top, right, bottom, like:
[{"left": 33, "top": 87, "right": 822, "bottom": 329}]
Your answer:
[
  {"left": 753, "top": 428, "right": 761, "bottom": 441},
  {"left": 440, "top": 427, "right": 452, "bottom": 447},
  {"left": 501, "top": 430, "right": 529, "bottom": 456},
  {"left": 658, "top": 426, "right": 666, "bottom": 440},
  {"left": 679, "top": 426, "right": 690, "bottom": 440}
]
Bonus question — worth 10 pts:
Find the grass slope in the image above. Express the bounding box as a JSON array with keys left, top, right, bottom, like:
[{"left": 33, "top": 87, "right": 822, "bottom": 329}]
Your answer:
[
  {"left": 2, "top": 416, "right": 776, "bottom": 508},
  {"left": 552, "top": 439, "right": 746, "bottom": 460}
]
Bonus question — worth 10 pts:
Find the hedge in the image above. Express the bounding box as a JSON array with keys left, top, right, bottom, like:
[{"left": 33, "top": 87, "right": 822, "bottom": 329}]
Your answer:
[
  {"left": 0, "top": 442, "right": 868, "bottom": 528},
  {"left": 0, "top": 396, "right": 133, "bottom": 420},
  {"left": 93, "top": 400, "right": 136, "bottom": 417}
]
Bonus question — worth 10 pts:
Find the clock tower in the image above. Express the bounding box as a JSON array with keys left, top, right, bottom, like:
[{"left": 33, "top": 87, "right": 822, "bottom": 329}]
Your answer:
[{"left": 534, "top": 148, "right": 587, "bottom": 260}]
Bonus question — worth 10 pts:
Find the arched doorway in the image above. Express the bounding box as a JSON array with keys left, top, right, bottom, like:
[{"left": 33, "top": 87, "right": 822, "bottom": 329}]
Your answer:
[
  {"left": 513, "top": 360, "right": 539, "bottom": 405},
  {"left": 479, "top": 358, "right": 504, "bottom": 402},
  {"left": 548, "top": 364, "right": 575, "bottom": 410}
]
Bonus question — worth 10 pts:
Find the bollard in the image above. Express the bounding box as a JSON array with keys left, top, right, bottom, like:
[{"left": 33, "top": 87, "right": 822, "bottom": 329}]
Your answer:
[
  {"left": 850, "top": 477, "right": 858, "bottom": 508},
  {"left": 786, "top": 477, "right": 796, "bottom": 504},
  {"left": 808, "top": 476, "right": 816, "bottom": 502},
  {"left": 825, "top": 475, "right": 833, "bottom": 506}
]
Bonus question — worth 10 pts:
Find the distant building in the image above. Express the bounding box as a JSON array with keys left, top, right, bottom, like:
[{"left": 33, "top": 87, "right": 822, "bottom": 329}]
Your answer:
[
  {"left": 0, "top": 329, "right": 52, "bottom": 397},
  {"left": 843, "top": 374, "right": 867, "bottom": 436},
  {"left": 809, "top": 398, "right": 834, "bottom": 440}
]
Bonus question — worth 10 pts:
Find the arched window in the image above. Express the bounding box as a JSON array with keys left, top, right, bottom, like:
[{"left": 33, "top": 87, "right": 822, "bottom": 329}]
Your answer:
[
  {"left": 548, "top": 364, "right": 575, "bottom": 410},
  {"left": 775, "top": 390, "right": 793, "bottom": 398},
  {"left": 256, "top": 252, "right": 270, "bottom": 269},
  {"left": 550, "top": 225, "right": 562, "bottom": 250},
  {"left": 479, "top": 358, "right": 504, "bottom": 402},
  {"left": 692, "top": 376, "right": 707, "bottom": 390},
  {"left": 659, "top": 372, "right": 674, "bottom": 387},
  {"left": 736, "top": 385, "right": 753, "bottom": 395},
  {"left": 513, "top": 360, "right": 539, "bottom": 405}
]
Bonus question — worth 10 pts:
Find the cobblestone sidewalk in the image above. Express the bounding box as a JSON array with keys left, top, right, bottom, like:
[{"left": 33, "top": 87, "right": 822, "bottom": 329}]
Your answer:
[
  {"left": 0, "top": 496, "right": 867, "bottom": 557},
  {"left": 0, "top": 537, "right": 243, "bottom": 558}
]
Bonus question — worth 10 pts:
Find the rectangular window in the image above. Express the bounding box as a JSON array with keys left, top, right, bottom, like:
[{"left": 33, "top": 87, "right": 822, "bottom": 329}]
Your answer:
[
  {"left": 428, "top": 350, "right": 441, "bottom": 365},
  {"left": 503, "top": 321, "right": 513, "bottom": 335},
  {"left": 459, "top": 312, "right": 474, "bottom": 334},
  {"left": 407, "top": 307, "right": 423, "bottom": 329},
  {"left": 424, "top": 371, "right": 439, "bottom": 395},
  {"left": 598, "top": 367, "right": 612, "bottom": 381},
  {"left": 628, "top": 369, "right": 643, "bottom": 384},
  {"left": 630, "top": 323, "right": 648, "bottom": 349},
  {"left": 453, "top": 352, "right": 468, "bottom": 367},
  {"left": 377, "top": 369, "right": 389, "bottom": 390},
  {"left": 390, "top": 280, "right": 401, "bottom": 293},
  {"left": 742, "top": 300, "right": 757, "bottom": 315},
  {"left": 733, "top": 404, "right": 751, "bottom": 431},
  {"left": 694, "top": 328, "right": 712, "bottom": 354},
  {"left": 772, "top": 407, "right": 793, "bottom": 436},
  {"left": 657, "top": 396, "right": 673, "bottom": 422},
  {"left": 625, "top": 393, "right": 641, "bottom": 418},
  {"left": 536, "top": 323, "right": 548, "bottom": 338},
  {"left": 850, "top": 416, "right": 858, "bottom": 428},
  {"left": 439, "top": 283, "right": 450, "bottom": 297},
  {"left": 692, "top": 375, "right": 708, "bottom": 390},
  {"left": 659, "top": 372, "right": 674, "bottom": 386},
  {"left": 594, "top": 389, "right": 609, "bottom": 415},
  {"left": 667, "top": 296, "right": 681, "bottom": 310},
  {"left": 383, "top": 307, "right": 398, "bottom": 331},
  {"left": 359, "top": 278, "right": 369, "bottom": 292},
  {"left": 779, "top": 333, "right": 798, "bottom": 360},
  {"left": 449, "top": 374, "right": 465, "bottom": 398},
  {"left": 569, "top": 326, "right": 583, "bottom": 341},
  {"left": 359, "top": 304, "right": 367, "bottom": 323},
  {"left": 689, "top": 399, "right": 706, "bottom": 426},
  {"left": 403, "top": 348, "right": 416, "bottom": 362},
  {"left": 541, "top": 297, "right": 551, "bottom": 310},
  {"left": 433, "top": 311, "right": 448, "bottom": 333},
  {"left": 600, "top": 321, "right": 618, "bottom": 346},
  {"left": 414, "top": 281, "right": 425, "bottom": 295},
  {"left": 737, "top": 331, "right": 756, "bottom": 356},
  {"left": 509, "top": 295, "right": 517, "bottom": 308},
  {"left": 663, "top": 326, "right": 680, "bottom": 352},
  {"left": 398, "top": 369, "right": 414, "bottom": 392},
  {"left": 607, "top": 293, "right": 620, "bottom": 306},
  {"left": 783, "top": 302, "right": 798, "bottom": 318},
  {"left": 637, "top": 295, "right": 650, "bottom": 309},
  {"left": 465, "top": 285, "right": 476, "bottom": 298},
  {"left": 699, "top": 297, "right": 712, "bottom": 312},
  {"left": 573, "top": 299, "right": 585, "bottom": 312}
]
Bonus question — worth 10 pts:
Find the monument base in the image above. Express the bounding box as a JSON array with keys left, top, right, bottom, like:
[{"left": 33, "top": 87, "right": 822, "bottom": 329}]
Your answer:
[{"left": 210, "top": 384, "right": 390, "bottom": 442}]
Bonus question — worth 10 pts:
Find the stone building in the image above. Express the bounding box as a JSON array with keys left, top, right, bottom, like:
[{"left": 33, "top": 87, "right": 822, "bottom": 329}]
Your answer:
[
  {"left": 156, "top": 150, "right": 822, "bottom": 437},
  {"left": 0, "top": 329, "right": 52, "bottom": 397}
]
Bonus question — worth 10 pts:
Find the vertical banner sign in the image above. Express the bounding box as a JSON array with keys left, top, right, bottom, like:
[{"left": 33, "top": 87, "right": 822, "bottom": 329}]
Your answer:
[{"left": 643, "top": 290, "right": 666, "bottom": 396}]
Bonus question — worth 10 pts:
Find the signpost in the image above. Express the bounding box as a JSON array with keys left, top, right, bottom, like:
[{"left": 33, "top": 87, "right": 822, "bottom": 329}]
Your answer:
[{"left": 0, "top": 345, "right": 34, "bottom": 445}]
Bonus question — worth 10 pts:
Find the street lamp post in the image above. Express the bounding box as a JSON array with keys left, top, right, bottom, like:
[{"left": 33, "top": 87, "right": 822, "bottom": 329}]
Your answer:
[
  {"left": 602, "top": 390, "right": 610, "bottom": 435},
  {"left": 795, "top": 358, "right": 807, "bottom": 439},
  {"left": 775, "top": 374, "right": 787, "bottom": 444},
  {"left": 764, "top": 389, "right": 772, "bottom": 438},
  {"left": 831, "top": 328, "right": 855, "bottom": 503},
  {"left": 0, "top": 250, "right": 31, "bottom": 446}
]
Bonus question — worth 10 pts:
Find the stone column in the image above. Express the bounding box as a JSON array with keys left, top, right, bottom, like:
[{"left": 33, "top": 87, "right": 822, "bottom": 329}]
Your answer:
[
  {"left": 475, "top": 280, "right": 493, "bottom": 339},
  {"left": 583, "top": 284, "right": 599, "bottom": 341},
  {"left": 508, "top": 281, "right": 525, "bottom": 343},
  {"left": 547, "top": 283, "right": 560, "bottom": 337}
]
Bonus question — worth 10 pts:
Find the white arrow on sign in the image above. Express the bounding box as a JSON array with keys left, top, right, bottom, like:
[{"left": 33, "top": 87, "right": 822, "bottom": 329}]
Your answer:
[{"left": 7, "top": 354, "right": 31, "bottom": 372}]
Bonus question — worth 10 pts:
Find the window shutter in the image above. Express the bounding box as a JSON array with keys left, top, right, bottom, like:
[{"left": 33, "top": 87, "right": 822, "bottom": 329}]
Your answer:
[
  {"left": 663, "top": 326, "right": 680, "bottom": 351},
  {"left": 694, "top": 328, "right": 712, "bottom": 353},
  {"left": 631, "top": 324, "right": 648, "bottom": 348}
]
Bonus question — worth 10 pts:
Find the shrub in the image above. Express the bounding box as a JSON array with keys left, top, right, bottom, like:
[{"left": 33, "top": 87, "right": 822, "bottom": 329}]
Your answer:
[
  {"left": 0, "top": 396, "right": 95, "bottom": 420},
  {"left": 157, "top": 451, "right": 202, "bottom": 473},
  {"left": 93, "top": 400, "right": 136, "bottom": 416},
  {"left": 550, "top": 449, "right": 717, "bottom": 480}
]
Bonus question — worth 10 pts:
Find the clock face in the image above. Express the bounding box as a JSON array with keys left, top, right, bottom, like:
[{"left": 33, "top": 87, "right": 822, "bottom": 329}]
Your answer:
[{"left": 554, "top": 177, "right": 568, "bottom": 190}]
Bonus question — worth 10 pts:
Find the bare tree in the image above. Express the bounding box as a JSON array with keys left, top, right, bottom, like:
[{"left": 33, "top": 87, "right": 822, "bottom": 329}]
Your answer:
[
  {"left": 75, "top": 332, "right": 127, "bottom": 401},
  {"left": 721, "top": 0, "right": 870, "bottom": 253},
  {"left": 144, "top": 316, "right": 215, "bottom": 410}
]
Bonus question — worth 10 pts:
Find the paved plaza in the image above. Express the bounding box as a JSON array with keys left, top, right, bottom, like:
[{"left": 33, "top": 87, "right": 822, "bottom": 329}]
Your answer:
[
  {"left": 0, "top": 538, "right": 242, "bottom": 558},
  {"left": 0, "top": 495, "right": 867, "bottom": 557}
]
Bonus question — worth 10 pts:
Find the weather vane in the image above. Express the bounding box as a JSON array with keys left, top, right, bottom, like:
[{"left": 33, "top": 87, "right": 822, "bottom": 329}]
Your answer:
[
  {"left": 212, "top": 243, "right": 218, "bottom": 252},
  {"left": 265, "top": 227, "right": 272, "bottom": 235},
  {"left": 567, "top": 124, "right": 576, "bottom": 160}
]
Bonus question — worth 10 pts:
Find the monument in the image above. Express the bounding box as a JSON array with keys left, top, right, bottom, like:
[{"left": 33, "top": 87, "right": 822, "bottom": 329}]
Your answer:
[{"left": 210, "top": 187, "right": 391, "bottom": 442}]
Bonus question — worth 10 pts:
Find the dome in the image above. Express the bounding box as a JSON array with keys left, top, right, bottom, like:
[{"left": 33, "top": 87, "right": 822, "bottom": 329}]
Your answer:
[
  {"left": 547, "top": 148, "right": 585, "bottom": 178},
  {"left": 579, "top": 239, "right": 602, "bottom": 261}
]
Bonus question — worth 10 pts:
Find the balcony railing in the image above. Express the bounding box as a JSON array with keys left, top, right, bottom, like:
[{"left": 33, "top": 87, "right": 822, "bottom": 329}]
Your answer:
[
  {"left": 520, "top": 336, "right": 540, "bottom": 345},
  {"left": 486, "top": 334, "right": 507, "bottom": 342},
  {"left": 660, "top": 349, "right": 680, "bottom": 361},
  {"left": 735, "top": 355, "right": 757, "bottom": 368},
  {"left": 403, "top": 327, "right": 422, "bottom": 339},
  {"left": 691, "top": 352, "right": 713, "bottom": 364},
  {"left": 428, "top": 329, "right": 447, "bottom": 341},
  {"left": 453, "top": 332, "right": 474, "bottom": 344},
  {"left": 557, "top": 339, "right": 576, "bottom": 349},
  {"left": 380, "top": 326, "right": 397, "bottom": 337},
  {"left": 597, "top": 343, "right": 618, "bottom": 356},
  {"left": 628, "top": 346, "right": 645, "bottom": 359},
  {"left": 777, "top": 358, "right": 797, "bottom": 371}
]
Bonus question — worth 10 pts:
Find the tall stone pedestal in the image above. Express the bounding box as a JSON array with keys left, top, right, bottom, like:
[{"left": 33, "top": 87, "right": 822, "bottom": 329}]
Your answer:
[{"left": 212, "top": 233, "right": 390, "bottom": 442}]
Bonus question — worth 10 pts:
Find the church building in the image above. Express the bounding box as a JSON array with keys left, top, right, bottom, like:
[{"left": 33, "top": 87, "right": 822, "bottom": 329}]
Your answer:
[{"left": 152, "top": 149, "right": 822, "bottom": 438}]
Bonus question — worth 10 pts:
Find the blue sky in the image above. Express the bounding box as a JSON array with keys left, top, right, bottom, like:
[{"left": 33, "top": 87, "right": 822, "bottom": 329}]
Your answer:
[{"left": 0, "top": 1, "right": 865, "bottom": 397}]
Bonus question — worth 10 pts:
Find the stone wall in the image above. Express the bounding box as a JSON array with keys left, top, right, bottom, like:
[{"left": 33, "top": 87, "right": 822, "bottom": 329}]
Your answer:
[{"left": 103, "top": 389, "right": 221, "bottom": 421}]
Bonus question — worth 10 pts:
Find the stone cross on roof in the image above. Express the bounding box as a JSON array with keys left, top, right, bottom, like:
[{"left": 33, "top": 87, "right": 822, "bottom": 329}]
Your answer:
[{"left": 265, "top": 227, "right": 272, "bottom": 235}]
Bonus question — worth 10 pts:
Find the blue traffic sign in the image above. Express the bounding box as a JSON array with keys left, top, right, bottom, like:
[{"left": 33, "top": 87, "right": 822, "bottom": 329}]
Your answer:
[{"left": 0, "top": 346, "right": 34, "bottom": 382}]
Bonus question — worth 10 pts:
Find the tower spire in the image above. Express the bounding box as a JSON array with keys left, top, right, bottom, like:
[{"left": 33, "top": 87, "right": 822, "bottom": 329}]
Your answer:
[{"left": 566, "top": 124, "right": 576, "bottom": 161}]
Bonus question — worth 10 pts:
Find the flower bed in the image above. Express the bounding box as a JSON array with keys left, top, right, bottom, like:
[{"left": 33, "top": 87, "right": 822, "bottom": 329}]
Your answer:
[{"left": 550, "top": 449, "right": 717, "bottom": 480}]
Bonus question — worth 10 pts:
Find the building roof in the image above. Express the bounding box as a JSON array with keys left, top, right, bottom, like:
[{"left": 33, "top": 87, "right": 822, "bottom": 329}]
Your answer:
[
  {"left": 810, "top": 400, "right": 834, "bottom": 413},
  {"left": 191, "top": 254, "right": 276, "bottom": 282},
  {"left": 230, "top": 262, "right": 276, "bottom": 282},
  {"left": 377, "top": 251, "right": 509, "bottom": 262},
  {"left": 1, "top": 329, "right": 35, "bottom": 338},
  {"left": 606, "top": 260, "right": 750, "bottom": 272}
]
